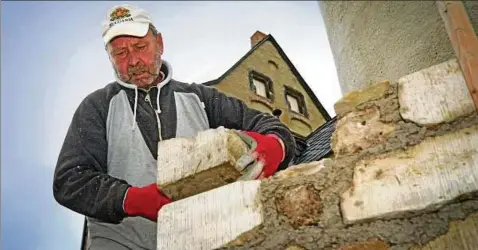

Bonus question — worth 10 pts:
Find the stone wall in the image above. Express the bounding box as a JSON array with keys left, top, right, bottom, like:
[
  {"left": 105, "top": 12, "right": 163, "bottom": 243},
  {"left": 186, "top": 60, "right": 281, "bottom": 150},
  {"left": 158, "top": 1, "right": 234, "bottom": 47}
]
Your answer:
[{"left": 156, "top": 58, "right": 478, "bottom": 250}]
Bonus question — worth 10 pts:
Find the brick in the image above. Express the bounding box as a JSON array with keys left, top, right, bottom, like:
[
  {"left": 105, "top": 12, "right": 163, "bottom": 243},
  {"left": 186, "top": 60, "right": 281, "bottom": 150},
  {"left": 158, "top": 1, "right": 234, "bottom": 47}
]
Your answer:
[
  {"left": 331, "top": 107, "right": 395, "bottom": 157},
  {"left": 410, "top": 212, "right": 478, "bottom": 250},
  {"left": 276, "top": 184, "right": 322, "bottom": 228},
  {"left": 398, "top": 59, "right": 475, "bottom": 126},
  {"left": 334, "top": 80, "right": 390, "bottom": 117},
  {"left": 340, "top": 125, "right": 478, "bottom": 224},
  {"left": 156, "top": 180, "right": 263, "bottom": 250},
  {"left": 157, "top": 127, "right": 249, "bottom": 200},
  {"left": 337, "top": 239, "right": 390, "bottom": 250}
]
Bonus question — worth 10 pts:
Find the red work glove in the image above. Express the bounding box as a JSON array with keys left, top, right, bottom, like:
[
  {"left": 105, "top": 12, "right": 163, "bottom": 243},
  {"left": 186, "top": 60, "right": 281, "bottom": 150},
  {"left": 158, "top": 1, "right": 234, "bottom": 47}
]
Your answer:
[
  {"left": 234, "top": 131, "right": 285, "bottom": 180},
  {"left": 123, "top": 183, "right": 171, "bottom": 221}
]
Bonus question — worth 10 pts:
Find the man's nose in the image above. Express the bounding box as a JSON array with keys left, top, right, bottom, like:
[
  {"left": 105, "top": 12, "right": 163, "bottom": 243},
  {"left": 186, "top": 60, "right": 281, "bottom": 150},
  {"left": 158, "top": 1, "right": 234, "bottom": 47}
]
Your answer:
[{"left": 128, "top": 52, "right": 141, "bottom": 66}]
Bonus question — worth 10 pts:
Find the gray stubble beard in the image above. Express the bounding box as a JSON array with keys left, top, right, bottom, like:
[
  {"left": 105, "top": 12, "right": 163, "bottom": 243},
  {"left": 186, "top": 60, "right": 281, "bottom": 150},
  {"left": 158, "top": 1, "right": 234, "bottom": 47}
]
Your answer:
[{"left": 112, "top": 49, "right": 163, "bottom": 87}]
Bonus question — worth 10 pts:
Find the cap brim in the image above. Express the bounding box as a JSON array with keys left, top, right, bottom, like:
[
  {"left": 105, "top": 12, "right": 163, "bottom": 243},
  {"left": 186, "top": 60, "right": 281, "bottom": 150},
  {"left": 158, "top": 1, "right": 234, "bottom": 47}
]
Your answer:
[{"left": 103, "top": 22, "right": 149, "bottom": 45}]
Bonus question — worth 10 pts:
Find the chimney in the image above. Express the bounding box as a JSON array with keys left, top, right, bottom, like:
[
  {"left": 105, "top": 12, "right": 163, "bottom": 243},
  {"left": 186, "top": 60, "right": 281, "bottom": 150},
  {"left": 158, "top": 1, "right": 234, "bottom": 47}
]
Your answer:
[{"left": 250, "top": 30, "right": 267, "bottom": 48}]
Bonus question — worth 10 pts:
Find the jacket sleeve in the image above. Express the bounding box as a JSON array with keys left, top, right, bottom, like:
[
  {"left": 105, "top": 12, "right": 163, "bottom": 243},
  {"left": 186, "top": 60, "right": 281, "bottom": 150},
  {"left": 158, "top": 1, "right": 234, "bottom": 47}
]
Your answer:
[
  {"left": 53, "top": 90, "right": 131, "bottom": 224},
  {"left": 193, "top": 83, "right": 297, "bottom": 170}
]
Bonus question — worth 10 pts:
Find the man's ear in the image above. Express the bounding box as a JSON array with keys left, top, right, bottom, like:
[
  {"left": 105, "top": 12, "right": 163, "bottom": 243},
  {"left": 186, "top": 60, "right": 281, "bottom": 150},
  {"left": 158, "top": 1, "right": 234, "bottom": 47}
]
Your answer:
[{"left": 156, "top": 33, "right": 164, "bottom": 55}]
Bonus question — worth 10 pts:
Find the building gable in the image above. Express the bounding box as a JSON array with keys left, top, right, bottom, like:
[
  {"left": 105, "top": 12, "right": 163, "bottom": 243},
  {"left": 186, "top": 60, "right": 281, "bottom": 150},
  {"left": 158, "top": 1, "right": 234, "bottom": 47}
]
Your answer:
[{"left": 204, "top": 32, "right": 331, "bottom": 137}]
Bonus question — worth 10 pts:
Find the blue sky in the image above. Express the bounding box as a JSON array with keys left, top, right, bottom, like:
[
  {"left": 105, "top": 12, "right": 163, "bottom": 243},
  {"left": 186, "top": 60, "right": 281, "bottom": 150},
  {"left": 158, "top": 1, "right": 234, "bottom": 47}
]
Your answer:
[{"left": 1, "top": 1, "right": 340, "bottom": 249}]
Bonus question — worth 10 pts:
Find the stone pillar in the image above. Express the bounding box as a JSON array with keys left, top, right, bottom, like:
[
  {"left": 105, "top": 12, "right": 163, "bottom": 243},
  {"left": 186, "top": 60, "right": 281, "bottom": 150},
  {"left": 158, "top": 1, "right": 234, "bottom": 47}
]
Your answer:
[{"left": 317, "top": 1, "right": 478, "bottom": 94}]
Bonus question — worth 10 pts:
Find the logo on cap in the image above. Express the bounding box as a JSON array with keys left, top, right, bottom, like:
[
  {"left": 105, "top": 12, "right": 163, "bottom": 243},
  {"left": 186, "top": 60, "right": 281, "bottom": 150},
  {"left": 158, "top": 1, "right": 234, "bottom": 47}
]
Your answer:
[{"left": 110, "top": 7, "right": 131, "bottom": 22}]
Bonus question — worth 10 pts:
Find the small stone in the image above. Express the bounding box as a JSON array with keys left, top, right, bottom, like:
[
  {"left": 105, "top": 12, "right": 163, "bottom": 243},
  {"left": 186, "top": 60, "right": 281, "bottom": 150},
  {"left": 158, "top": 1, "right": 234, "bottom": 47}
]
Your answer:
[
  {"left": 398, "top": 58, "right": 475, "bottom": 126},
  {"left": 274, "top": 158, "right": 333, "bottom": 180},
  {"left": 334, "top": 80, "right": 390, "bottom": 116},
  {"left": 338, "top": 239, "right": 390, "bottom": 250},
  {"left": 341, "top": 125, "right": 478, "bottom": 224},
  {"left": 331, "top": 107, "right": 395, "bottom": 158},
  {"left": 157, "top": 127, "right": 249, "bottom": 200},
  {"left": 285, "top": 245, "right": 306, "bottom": 250},
  {"left": 276, "top": 184, "right": 322, "bottom": 228}
]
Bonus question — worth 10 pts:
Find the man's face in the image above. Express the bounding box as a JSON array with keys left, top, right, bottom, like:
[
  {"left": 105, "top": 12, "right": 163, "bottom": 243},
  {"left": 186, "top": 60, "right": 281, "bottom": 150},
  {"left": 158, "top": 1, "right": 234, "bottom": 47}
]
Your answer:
[{"left": 107, "top": 29, "right": 164, "bottom": 88}]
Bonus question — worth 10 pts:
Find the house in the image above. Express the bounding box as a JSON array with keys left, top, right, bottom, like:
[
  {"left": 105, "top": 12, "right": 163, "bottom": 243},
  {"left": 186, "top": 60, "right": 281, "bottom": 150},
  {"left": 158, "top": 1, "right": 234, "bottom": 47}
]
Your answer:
[
  {"left": 203, "top": 31, "right": 331, "bottom": 139},
  {"left": 202, "top": 30, "right": 335, "bottom": 164}
]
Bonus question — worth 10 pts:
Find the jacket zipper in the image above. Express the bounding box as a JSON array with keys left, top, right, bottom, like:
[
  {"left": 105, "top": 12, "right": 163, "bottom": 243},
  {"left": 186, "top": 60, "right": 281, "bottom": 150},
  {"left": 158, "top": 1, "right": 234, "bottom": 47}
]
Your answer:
[{"left": 144, "top": 90, "right": 163, "bottom": 141}]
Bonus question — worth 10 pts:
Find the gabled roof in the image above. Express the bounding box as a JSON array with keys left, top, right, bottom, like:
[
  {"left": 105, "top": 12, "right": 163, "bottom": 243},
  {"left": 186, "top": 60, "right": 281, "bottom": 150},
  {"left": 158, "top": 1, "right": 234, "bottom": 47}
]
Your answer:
[
  {"left": 293, "top": 116, "right": 337, "bottom": 164},
  {"left": 203, "top": 34, "right": 331, "bottom": 122}
]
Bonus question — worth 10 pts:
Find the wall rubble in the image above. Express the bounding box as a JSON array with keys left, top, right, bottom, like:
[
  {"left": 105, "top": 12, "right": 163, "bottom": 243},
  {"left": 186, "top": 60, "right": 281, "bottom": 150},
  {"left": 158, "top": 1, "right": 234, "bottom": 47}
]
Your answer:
[{"left": 157, "top": 58, "right": 478, "bottom": 250}]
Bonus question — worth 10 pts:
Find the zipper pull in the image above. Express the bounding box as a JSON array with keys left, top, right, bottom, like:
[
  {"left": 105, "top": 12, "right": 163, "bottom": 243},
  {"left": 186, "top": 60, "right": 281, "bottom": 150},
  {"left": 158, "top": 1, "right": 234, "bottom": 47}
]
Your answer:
[{"left": 145, "top": 93, "right": 151, "bottom": 103}]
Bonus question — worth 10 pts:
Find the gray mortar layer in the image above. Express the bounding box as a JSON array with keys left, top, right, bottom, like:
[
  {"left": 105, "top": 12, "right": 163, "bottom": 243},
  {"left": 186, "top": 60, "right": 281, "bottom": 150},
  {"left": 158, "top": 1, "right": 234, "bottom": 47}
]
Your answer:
[{"left": 217, "top": 82, "right": 478, "bottom": 250}]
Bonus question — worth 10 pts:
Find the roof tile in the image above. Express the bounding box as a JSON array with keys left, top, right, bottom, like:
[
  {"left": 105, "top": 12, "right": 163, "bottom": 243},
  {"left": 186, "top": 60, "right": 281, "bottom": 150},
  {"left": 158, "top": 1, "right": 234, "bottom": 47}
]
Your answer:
[{"left": 292, "top": 116, "right": 337, "bottom": 164}]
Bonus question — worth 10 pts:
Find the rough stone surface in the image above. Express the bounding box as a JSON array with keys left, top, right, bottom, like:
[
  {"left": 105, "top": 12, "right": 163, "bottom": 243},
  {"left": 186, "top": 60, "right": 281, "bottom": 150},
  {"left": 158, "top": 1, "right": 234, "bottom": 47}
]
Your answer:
[
  {"left": 410, "top": 212, "right": 478, "bottom": 250},
  {"left": 216, "top": 154, "right": 478, "bottom": 250},
  {"left": 341, "top": 125, "right": 478, "bottom": 224},
  {"left": 157, "top": 180, "right": 263, "bottom": 250},
  {"left": 274, "top": 159, "right": 332, "bottom": 180},
  {"left": 285, "top": 245, "right": 306, "bottom": 250},
  {"left": 334, "top": 80, "right": 390, "bottom": 117},
  {"left": 398, "top": 59, "right": 476, "bottom": 126},
  {"left": 276, "top": 184, "right": 322, "bottom": 229},
  {"left": 319, "top": 1, "right": 457, "bottom": 94},
  {"left": 157, "top": 127, "right": 248, "bottom": 200},
  {"left": 355, "top": 81, "right": 401, "bottom": 123},
  {"left": 337, "top": 239, "right": 390, "bottom": 250},
  {"left": 331, "top": 106, "right": 395, "bottom": 157}
]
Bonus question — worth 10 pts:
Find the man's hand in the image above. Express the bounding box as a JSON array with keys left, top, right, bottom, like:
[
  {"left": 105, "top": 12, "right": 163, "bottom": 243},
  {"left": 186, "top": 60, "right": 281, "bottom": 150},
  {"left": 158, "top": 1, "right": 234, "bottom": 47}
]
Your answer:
[
  {"left": 234, "top": 131, "right": 285, "bottom": 180},
  {"left": 123, "top": 183, "right": 171, "bottom": 221}
]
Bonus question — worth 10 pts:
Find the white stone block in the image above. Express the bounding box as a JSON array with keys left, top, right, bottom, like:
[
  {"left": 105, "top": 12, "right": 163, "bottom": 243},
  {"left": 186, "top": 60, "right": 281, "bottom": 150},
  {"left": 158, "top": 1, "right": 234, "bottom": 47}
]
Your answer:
[
  {"left": 157, "top": 127, "right": 248, "bottom": 200},
  {"left": 398, "top": 59, "right": 475, "bottom": 125},
  {"left": 274, "top": 158, "right": 332, "bottom": 180},
  {"left": 157, "top": 180, "right": 263, "bottom": 250},
  {"left": 341, "top": 125, "right": 478, "bottom": 224},
  {"left": 331, "top": 107, "right": 395, "bottom": 157}
]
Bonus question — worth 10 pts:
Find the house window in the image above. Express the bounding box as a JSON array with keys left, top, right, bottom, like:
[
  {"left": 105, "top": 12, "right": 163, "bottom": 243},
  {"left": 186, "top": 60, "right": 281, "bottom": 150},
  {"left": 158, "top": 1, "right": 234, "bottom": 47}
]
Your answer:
[
  {"left": 253, "top": 78, "right": 267, "bottom": 97},
  {"left": 284, "top": 86, "right": 307, "bottom": 117},
  {"left": 286, "top": 94, "right": 300, "bottom": 113},
  {"left": 248, "top": 70, "right": 273, "bottom": 100}
]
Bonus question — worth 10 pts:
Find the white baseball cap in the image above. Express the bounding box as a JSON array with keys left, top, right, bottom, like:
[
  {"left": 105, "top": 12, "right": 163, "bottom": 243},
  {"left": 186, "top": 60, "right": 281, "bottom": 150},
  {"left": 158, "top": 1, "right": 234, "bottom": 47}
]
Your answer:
[{"left": 101, "top": 4, "right": 153, "bottom": 45}]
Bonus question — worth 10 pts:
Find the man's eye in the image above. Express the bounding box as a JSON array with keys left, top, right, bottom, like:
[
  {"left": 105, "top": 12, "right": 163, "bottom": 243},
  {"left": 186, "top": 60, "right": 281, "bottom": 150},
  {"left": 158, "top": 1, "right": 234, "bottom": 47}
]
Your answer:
[
  {"left": 136, "top": 44, "right": 147, "bottom": 50},
  {"left": 115, "top": 51, "right": 126, "bottom": 57}
]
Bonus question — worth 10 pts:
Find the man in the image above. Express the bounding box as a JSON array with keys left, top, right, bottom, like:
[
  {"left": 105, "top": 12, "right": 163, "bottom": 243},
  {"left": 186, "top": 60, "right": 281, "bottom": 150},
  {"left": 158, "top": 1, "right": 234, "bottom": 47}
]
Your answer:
[{"left": 53, "top": 4, "right": 296, "bottom": 250}]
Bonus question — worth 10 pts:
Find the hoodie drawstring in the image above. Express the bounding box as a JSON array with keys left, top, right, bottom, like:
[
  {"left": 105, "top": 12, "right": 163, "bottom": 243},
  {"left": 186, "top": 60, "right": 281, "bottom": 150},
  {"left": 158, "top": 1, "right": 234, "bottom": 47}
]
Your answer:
[
  {"left": 155, "top": 87, "right": 163, "bottom": 141},
  {"left": 117, "top": 60, "right": 172, "bottom": 137},
  {"left": 132, "top": 86, "right": 138, "bottom": 131}
]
